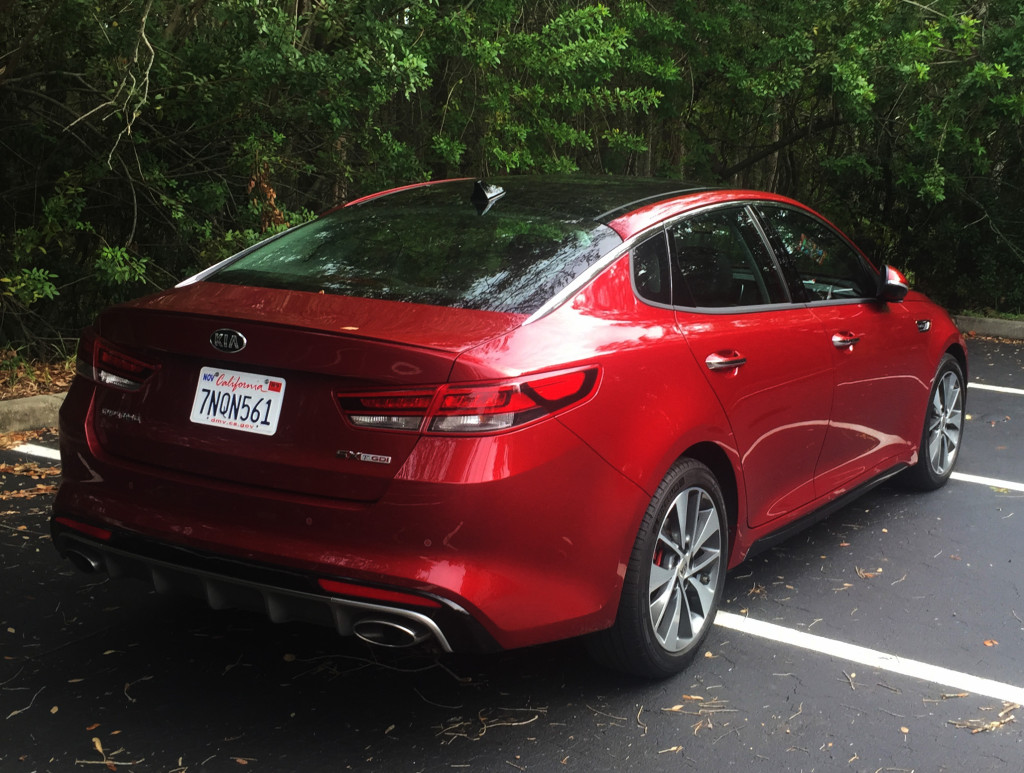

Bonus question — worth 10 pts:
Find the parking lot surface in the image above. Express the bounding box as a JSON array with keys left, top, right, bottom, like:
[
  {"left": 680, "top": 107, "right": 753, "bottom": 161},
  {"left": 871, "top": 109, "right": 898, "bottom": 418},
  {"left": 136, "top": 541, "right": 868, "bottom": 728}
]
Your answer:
[{"left": 1, "top": 338, "right": 1021, "bottom": 772}]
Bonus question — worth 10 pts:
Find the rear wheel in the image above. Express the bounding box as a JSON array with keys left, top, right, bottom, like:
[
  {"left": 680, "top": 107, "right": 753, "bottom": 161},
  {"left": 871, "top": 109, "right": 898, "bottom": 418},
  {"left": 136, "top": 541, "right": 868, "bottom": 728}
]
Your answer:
[
  {"left": 904, "top": 354, "right": 965, "bottom": 490},
  {"left": 588, "top": 458, "right": 727, "bottom": 678}
]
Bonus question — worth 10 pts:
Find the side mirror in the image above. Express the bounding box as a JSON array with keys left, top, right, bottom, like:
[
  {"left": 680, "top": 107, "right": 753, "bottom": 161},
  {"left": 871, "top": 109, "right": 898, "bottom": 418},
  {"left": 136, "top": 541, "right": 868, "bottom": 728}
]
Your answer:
[{"left": 878, "top": 264, "right": 909, "bottom": 302}]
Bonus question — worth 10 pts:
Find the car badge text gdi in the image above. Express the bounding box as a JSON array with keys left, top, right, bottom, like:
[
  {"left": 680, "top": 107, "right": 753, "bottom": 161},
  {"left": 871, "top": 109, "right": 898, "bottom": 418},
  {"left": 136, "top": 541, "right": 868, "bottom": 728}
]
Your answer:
[{"left": 210, "top": 328, "right": 247, "bottom": 354}]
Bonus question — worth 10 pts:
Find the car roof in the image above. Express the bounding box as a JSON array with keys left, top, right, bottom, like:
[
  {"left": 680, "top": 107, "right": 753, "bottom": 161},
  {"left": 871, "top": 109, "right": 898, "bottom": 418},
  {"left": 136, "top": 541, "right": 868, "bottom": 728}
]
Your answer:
[
  {"left": 344, "top": 177, "right": 809, "bottom": 242},
  {"left": 346, "top": 176, "right": 713, "bottom": 224}
]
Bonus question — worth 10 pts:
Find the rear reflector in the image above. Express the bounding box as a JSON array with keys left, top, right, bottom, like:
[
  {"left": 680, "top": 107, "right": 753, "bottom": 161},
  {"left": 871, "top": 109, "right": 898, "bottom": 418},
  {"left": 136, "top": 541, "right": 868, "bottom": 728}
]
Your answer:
[
  {"left": 318, "top": 578, "right": 443, "bottom": 609},
  {"left": 54, "top": 516, "right": 113, "bottom": 542},
  {"left": 337, "top": 366, "right": 600, "bottom": 435}
]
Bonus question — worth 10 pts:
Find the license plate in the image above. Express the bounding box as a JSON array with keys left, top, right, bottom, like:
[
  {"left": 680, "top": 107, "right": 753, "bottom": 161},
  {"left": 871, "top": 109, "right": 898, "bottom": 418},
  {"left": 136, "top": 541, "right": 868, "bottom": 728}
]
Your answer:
[{"left": 189, "top": 367, "right": 286, "bottom": 436}]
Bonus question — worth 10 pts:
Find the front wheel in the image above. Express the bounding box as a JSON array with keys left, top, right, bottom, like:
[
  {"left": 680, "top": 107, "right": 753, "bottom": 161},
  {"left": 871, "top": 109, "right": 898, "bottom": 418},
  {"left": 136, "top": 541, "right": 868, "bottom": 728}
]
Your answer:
[
  {"left": 904, "top": 354, "right": 965, "bottom": 490},
  {"left": 587, "top": 458, "right": 727, "bottom": 678}
]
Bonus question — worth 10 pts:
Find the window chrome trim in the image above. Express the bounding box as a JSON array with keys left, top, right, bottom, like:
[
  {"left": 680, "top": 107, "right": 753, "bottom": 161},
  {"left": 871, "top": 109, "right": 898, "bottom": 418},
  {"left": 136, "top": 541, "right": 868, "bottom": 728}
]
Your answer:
[{"left": 175, "top": 222, "right": 309, "bottom": 288}]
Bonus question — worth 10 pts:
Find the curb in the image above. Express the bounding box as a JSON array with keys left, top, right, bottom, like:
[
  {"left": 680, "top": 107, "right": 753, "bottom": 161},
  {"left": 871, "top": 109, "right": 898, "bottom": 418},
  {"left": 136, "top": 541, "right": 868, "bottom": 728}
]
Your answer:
[
  {"left": 0, "top": 393, "right": 66, "bottom": 434},
  {"left": 953, "top": 315, "right": 1024, "bottom": 342}
]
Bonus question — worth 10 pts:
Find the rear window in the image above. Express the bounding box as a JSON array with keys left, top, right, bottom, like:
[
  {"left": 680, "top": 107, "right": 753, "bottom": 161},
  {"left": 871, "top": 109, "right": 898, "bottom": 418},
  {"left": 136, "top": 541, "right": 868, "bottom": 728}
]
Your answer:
[{"left": 207, "top": 182, "right": 623, "bottom": 315}]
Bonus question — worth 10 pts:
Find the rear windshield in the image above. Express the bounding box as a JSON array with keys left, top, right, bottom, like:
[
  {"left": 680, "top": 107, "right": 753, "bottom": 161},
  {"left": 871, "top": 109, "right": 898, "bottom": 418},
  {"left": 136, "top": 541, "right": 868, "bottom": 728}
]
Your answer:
[{"left": 207, "top": 182, "right": 623, "bottom": 315}]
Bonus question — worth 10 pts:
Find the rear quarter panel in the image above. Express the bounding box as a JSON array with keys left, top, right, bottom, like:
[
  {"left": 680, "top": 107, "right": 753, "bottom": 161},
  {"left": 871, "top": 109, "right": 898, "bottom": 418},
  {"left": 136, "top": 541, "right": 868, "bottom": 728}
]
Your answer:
[{"left": 452, "top": 253, "right": 744, "bottom": 559}]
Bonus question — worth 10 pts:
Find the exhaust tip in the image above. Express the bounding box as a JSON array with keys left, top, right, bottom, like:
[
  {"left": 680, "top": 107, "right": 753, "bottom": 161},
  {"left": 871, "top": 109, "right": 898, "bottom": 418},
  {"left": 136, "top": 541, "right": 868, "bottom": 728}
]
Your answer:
[
  {"left": 65, "top": 548, "right": 104, "bottom": 574},
  {"left": 353, "top": 618, "right": 431, "bottom": 648}
]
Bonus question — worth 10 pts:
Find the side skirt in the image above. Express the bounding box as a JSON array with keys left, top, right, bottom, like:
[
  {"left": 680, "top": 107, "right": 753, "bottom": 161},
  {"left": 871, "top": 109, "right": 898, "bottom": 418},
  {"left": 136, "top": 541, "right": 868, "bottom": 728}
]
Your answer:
[{"left": 744, "top": 464, "right": 909, "bottom": 560}]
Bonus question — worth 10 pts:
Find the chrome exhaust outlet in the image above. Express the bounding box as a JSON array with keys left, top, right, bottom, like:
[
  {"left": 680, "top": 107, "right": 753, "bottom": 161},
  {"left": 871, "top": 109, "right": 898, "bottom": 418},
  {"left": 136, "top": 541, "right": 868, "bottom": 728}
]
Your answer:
[
  {"left": 352, "top": 618, "right": 432, "bottom": 648},
  {"left": 65, "top": 548, "right": 104, "bottom": 574}
]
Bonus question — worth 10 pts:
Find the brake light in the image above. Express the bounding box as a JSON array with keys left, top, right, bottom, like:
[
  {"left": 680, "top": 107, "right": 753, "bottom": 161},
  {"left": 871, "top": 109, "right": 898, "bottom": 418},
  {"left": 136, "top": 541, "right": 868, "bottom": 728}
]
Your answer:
[
  {"left": 337, "top": 367, "right": 600, "bottom": 435},
  {"left": 76, "top": 333, "right": 158, "bottom": 391}
]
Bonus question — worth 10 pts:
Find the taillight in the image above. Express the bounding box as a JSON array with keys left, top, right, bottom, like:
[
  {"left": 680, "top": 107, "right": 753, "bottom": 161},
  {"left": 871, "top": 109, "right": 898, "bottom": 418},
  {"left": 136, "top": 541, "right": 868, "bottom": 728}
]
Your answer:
[
  {"left": 337, "top": 366, "right": 600, "bottom": 435},
  {"left": 341, "top": 390, "right": 435, "bottom": 431},
  {"left": 76, "top": 332, "right": 158, "bottom": 391}
]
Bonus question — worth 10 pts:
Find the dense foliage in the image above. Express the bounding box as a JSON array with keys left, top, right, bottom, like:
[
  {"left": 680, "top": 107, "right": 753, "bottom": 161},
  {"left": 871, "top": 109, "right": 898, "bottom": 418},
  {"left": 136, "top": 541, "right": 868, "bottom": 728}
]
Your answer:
[{"left": 2, "top": 0, "right": 1022, "bottom": 356}]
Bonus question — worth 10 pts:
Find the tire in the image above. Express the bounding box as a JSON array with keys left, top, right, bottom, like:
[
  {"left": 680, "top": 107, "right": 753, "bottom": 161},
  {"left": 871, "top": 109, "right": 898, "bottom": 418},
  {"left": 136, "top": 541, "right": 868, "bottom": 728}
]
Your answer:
[
  {"left": 904, "top": 354, "right": 965, "bottom": 491},
  {"left": 587, "top": 458, "right": 727, "bottom": 678}
]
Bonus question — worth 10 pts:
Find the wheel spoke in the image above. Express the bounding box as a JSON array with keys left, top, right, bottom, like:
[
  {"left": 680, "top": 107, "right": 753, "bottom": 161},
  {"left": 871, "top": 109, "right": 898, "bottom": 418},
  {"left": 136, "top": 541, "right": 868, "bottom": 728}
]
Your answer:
[
  {"left": 692, "top": 503, "right": 719, "bottom": 554},
  {"left": 683, "top": 572, "right": 716, "bottom": 621},
  {"left": 687, "top": 547, "right": 721, "bottom": 579},
  {"left": 655, "top": 581, "right": 685, "bottom": 643},
  {"left": 648, "top": 563, "right": 676, "bottom": 627}
]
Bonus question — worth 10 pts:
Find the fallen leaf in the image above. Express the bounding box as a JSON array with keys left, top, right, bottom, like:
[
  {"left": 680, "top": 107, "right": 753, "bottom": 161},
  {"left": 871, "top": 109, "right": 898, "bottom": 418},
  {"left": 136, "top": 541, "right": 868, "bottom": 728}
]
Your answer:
[
  {"left": 50, "top": 705, "right": 58, "bottom": 714},
  {"left": 0, "top": 485, "right": 58, "bottom": 500},
  {"left": 984, "top": 640, "right": 999, "bottom": 647},
  {"left": 86, "top": 723, "right": 100, "bottom": 731}
]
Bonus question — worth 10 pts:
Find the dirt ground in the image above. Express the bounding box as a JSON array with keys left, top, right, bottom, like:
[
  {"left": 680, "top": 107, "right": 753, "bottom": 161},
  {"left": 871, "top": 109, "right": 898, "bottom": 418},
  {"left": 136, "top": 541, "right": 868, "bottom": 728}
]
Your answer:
[{"left": 0, "top": 350, "right": 74, "bottom": 401}]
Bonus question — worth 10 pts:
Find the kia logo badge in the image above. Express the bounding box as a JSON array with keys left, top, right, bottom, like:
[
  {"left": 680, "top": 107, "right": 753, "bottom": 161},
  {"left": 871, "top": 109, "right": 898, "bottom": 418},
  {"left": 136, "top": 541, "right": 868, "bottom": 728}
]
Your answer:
[{"left": 210, "top": 329, "right": 247, "bottom": 354}]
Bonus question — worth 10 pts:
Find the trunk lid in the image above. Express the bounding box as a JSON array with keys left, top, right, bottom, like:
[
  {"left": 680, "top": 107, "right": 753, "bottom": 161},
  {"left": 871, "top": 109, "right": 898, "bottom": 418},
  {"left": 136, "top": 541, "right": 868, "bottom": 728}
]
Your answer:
[{"left": 90, "top": 282, "right": 524, "bottom": 501}]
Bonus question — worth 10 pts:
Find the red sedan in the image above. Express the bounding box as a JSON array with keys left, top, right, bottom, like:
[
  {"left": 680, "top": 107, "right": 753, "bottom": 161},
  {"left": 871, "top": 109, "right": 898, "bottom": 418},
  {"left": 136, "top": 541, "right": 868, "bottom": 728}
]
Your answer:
[{"left": 52, "top": 177, "right": 966, "bottom": 677}]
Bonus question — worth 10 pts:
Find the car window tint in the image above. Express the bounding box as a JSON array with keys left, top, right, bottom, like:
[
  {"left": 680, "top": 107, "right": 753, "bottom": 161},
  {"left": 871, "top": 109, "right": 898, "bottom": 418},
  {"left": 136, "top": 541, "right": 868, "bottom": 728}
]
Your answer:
[
  {"left": 669, "top": 207, "right": 787, "bottom": 308},
  {"left": 758, "top": 206, "right": 877, "bottom": 301},
  {"left": 631, "top": 231, "right": 671, "bottom": 305},
  {"left": 208, "top": 185, "right": 622, "bottom": 316}
]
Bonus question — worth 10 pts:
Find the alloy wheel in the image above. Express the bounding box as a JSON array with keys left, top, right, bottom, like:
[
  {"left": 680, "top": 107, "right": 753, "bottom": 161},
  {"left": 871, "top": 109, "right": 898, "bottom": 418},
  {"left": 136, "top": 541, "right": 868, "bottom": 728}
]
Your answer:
[
  {"left": 648, "top": 486, "right": 723, "bottom": 652},
  {"left": 926, "top": 369, "right": 963, "bottom": 477}
]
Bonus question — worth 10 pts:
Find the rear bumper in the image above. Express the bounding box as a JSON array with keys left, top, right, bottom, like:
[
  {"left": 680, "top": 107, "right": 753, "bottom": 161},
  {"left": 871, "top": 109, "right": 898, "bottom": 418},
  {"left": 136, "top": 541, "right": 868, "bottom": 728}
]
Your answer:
[
  {"left": 51, "top": 518, "right": 497, "bottom": 652},
  {"left": 54, "top": 383, "right": 651, "bottom": 651}
]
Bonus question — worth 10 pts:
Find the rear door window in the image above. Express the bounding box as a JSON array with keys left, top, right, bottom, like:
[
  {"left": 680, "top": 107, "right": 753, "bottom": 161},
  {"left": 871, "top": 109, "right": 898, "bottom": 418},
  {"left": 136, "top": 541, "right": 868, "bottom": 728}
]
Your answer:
[
  {"left": 631, "top": 231, "right": 672, "bottom": 306},
  {"left": 668, "top": 207, "right": 788, "bottom": 308}
]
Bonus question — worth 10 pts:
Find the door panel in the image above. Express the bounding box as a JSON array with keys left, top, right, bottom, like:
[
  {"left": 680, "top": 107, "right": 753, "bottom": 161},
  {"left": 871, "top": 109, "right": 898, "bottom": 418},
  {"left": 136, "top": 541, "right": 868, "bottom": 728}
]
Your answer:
[
  {"left": 679, "top": 309, "right": 834, "bottom": 527},
  {"left": 751, "top": 203, "right": 931, "bottom": 496},
  {"left": 667, "top": 206, "right": 834, "bottom": 528},
  {"left": 811, "top": 302, "right": 930, "bottom": 494}
]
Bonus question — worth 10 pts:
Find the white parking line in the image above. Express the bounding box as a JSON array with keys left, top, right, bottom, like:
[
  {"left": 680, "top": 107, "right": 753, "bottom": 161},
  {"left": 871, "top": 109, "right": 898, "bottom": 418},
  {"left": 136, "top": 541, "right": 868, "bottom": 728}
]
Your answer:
[
  {"left": 969, "top": 382, "right": 1024, "bottom": 396},
  {"left": 951, "top": 472, "right": 1024, "bottom": 492},
  {"left": 11, "top": 443, "right": 61, "bottom": 462},
  {"left": 715, "top": 611, "right": 1024, "bottom": 705}
]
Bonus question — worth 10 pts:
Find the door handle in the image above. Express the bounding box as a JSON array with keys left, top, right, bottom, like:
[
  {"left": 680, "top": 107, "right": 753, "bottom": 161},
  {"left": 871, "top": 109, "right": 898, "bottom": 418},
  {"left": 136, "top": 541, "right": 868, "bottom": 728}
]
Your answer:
[
  {"left": 831, "top": 332, "right": 861, "bottom": 349},
  {"left": 705, "top": 352, "right": 747, "bottom": 372}
]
